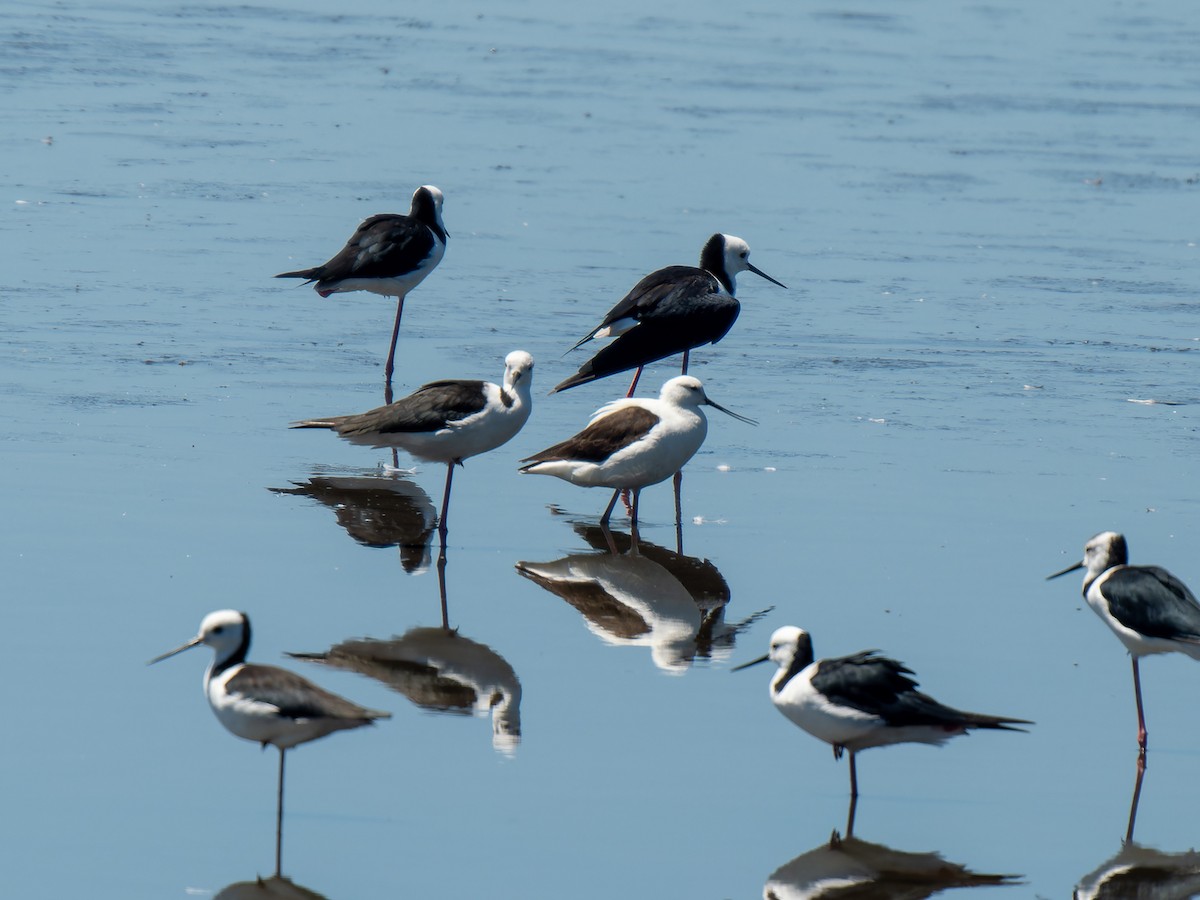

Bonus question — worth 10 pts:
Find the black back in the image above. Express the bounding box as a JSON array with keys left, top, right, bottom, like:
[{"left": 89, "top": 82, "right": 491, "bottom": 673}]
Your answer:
[
  {"left": 337, "top": 380, "right": 488, "bottom": 436},
  {"left": 278, "top": 213, "right": 437, "bottom": 283},
  {"left": 1102, "top": 565, "right": 1200, "bottom": 642},
  {"left": 811, "top": 652, "right": 1024, "bottom": 730}
]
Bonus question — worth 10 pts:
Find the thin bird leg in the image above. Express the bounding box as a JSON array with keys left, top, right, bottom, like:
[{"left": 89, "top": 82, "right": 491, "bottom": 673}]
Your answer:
[
  {"left": 275, "top": 747, "right": 286, "bottom": 878},
  {"left": 600, "top": 488, "right": 621, "bottom": 528},
  {"left": 848, "top": 751, "right": 859, "bottom": 800},
  {"left": 1132, "top": 657, "right": 1148, "bottom": 755},
  {"left": 437, "top": 462, "right": 455, "bottom": 545},
  {"left": 845, "top": 779, "right": 859, "bottom": 838},
  {"left": 625, "top": 365, "right": 644, "bottom": 398},
  {"left": 599, "top": 523, "right": 619, "bottom": 556},
  {"left": 680, "top": 349, "right": 690, "bottom": 376},
  {"left": 384, "top": 295, "right": 406, "bottom": 387},
  {"left": 1125, "top": 754, "right": 1146, "bottom": 844},
  {"left": 620, "top": 489, "right": 634, "bottom": 516},
  {"left": 672, "top": 469, "right": 683, "bottom": 551},
  {"left": 436, "top": 544, "right": 450, "bottom": 630},
  {"left": 629, "top": 489, "right": 641, "bottom": 556}
]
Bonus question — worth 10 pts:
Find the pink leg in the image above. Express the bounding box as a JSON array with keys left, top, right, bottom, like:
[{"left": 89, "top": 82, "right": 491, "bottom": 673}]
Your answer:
[
  {"left": 384, "top": 295, "right": 406, "bottom": 386},
  {"left": 1132, "top": 657, "right": 1148, "bottom": 753}
]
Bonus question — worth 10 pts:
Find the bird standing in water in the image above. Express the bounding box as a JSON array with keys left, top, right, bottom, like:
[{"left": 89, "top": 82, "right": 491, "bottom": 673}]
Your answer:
[
  {"left": 150, "top": 609, "right": 389, "bottom": 876},
  {"left": 554, "top": 233, "right": 785, "bottom": 396},
  {"left": 293, "top": 351, "right": 534, "bottom": 545},
  {"left": 276, "top": 184, "right": 448, "bottom": 390},
  {"left": 734, "top": 626, "right": 1029, "bottom": 833},
  {"left": 520, "top": 375, "right": 753, "bottom": 552},
  {"left": 1048, "top": 530, "right": 1200, "bottom": 759}
]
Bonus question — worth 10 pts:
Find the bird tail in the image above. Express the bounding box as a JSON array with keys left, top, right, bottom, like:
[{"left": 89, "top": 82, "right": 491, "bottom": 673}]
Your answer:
[
  {"left": 965, "top": 712, "right": 1033, "bottom": 733},
  {"left": 550, "top": 367, "right": 597, "bottom": 394},
  {"left": 565, "top": 331, "right": 597, "bottom": 355}
]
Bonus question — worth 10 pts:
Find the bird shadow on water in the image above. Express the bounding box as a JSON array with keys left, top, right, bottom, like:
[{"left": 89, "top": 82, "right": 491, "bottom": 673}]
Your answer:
[
  {"left": 763, "top": 827, "right": 1020, "bottom": 900},
  {"left": 1073, "top": 757, "right": 1200, "bottom": 899},
  {"left": 214, "top": 874, "right": 328, "bottom": 899},
  {"left": 286, "top": 547, "right": 522, "bottom": 754},
  {"left": 516, "top": 514, "right": 769, "bottom": 673},
  {"left": 269, "top": 470, "right": 437, "bottom": 575}
]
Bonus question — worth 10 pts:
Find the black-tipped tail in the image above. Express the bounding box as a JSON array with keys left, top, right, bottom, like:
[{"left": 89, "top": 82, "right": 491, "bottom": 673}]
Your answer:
[{"left": 275, "top": 268, "right": 319, "bottom": 281}]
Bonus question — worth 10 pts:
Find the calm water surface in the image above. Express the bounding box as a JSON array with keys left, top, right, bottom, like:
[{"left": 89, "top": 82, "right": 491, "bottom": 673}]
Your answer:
[{"left": 4, "top": 0, "right": 1200, "bottom": 896}]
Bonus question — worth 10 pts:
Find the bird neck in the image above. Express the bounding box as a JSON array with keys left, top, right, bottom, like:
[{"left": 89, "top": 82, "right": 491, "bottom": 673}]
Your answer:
[
  {"left": 503, "top": 379, "right": 532, "bottom": 409},
  {"left": 698, "top": 236, "right": 735, "bottom": 294},
  {"left": 210, "top": 632, "right": 251, "bottom": 679},
  {"left": 1083, "top": 563, "right": 1122, "bottom": 596},
  {"left": 772, "top": 639, "right": 815, "bottom": 694}
]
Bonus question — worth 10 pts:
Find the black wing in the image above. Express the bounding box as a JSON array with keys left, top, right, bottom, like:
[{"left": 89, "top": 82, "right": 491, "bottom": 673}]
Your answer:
[
  {"left": 325, "top": 380, "right": 487, "bottom": 437},
  {"left": 227, "top": 664, "right": 388, "bottom": 721},
  {"left": 1102, "top": 566, "right": 1200, "bottom": 642},
  {"left": 576, "top": 265, "right": 712, "bottom": 339},
  {"left": 277, "top": 214, "right": 435, "bottom": 282},
  {"left": 521, "top": 406, "right": 659, "bottom": 466},
  {"left": 812, "top": 652, "right": 1028, "bottom": 730}
]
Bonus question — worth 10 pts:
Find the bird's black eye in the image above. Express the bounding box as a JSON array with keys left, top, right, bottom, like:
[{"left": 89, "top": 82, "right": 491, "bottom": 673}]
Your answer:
[{"left": 212, "top": 625, "right": 224, "bottom": 634}]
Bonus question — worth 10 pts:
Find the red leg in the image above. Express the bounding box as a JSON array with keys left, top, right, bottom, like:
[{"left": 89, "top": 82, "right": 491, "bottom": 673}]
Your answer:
[
  {"left": 626, "top": 366, "right": 643, "bottom": 398},
  {"left": 1132, "top": 657, "right": 1148, "bottom": 753}
]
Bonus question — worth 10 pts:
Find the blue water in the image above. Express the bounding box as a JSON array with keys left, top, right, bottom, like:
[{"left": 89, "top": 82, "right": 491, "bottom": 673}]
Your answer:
[{"left": 4, "top": 0, "right": 1200, "bottom": 896}]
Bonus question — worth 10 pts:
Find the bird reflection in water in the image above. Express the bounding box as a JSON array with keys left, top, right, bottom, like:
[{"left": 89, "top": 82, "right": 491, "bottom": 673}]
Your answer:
[
  {"left": 517, "top": 518, "right": 768, "bottom": 672},
  {"left": 1074, "top": 758, "right": 1200, "bottom": 899},
  {"left": 214, "top": 874, "right": 328, "bottom": 899},
  {"left": 764, "top": 831, "right": 1017, "bottom": 900},
  {"left": 270, "top": 471, "right": 437, "bottom": 574},
  {"left": 288, "top": 551, "right": 521, "bottom": 754}
]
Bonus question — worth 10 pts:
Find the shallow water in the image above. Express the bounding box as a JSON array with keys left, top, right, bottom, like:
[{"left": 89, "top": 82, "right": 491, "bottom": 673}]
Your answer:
[{"left": 5, "top": 0, "right": 1200, "bottom": 896}]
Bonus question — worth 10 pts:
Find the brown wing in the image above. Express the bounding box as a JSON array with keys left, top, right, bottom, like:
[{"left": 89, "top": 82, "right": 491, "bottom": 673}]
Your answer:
[{"left": 521, "top": 406, "right": 659, "bottom": 466}]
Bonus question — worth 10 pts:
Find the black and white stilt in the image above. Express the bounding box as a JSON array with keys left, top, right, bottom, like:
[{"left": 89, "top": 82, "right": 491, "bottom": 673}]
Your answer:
[
  {"left": 1048, "top": 530, "right": 1200, "bottom": 758},
  {"left": 554, "top": 233, "right": 785, "bottom": 396},
  {"left": 292, "top": 351, "right": 534, "bottom": 544},
  {"left": 150, "top": 610, "right": 389, "bottom": 877},
  {"left": 275, "top": 185, "right": 448, "bottom": 387}
]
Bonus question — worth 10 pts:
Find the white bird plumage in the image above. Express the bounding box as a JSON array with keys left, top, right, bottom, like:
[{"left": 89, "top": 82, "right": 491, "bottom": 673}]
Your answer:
[
  {"left": 735, "top": 626, "right": 1029, "bottom": 810},
  {"left": 293, "top": 351, "right": 534, "bottom": 541},
  {"left": 275, "top": 184, "right": 448, "bottom": 386},
  {"left": 1048, "top": 530, "right": 1200, "bottom": 755},
  {"left": 150, "top": 610, "right": 389, "bottom": 877},
  {"left": 519, "top": 375, "right": 753, "bottom": 550}
]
